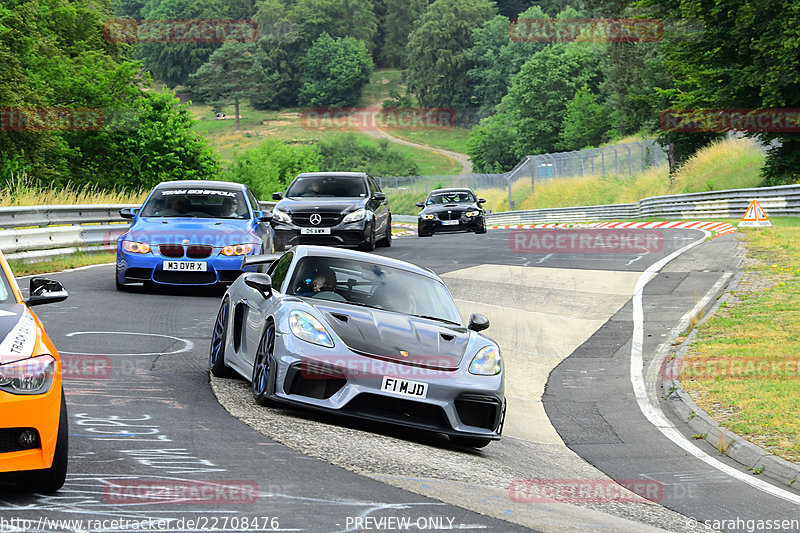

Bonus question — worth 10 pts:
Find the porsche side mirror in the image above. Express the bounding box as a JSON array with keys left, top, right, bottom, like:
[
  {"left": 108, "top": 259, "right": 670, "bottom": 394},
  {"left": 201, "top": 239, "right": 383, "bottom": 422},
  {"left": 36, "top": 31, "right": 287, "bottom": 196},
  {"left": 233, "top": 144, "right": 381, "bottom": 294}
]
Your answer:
[
  {"left": 416, "top": 201, "right": 425, "bottom": 208},
  {"left": 373, "top": 192, "right": 386, "bottom": 201},
  {"left": 272, "top": 192, "right": 283, "bottom": 200},
  {"left": 468, "top": 313, "right": 489, "bottom": 332},
  {"left": 244, "top": 273, "right": 273, "bottom": 298},
  {"left": 26, "top": 278, "right": 68, "bottom": 307}
]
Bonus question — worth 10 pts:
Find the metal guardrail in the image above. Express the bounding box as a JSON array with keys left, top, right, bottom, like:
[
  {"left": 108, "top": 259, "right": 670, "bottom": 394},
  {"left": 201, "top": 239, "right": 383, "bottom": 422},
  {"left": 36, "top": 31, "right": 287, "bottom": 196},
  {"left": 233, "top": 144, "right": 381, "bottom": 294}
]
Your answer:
[
  {"left": 0, "top": 185, "right": 797, "bottom": 261},
  {"left": 486, "top": 184, "right": 800, "bottom": 225}
]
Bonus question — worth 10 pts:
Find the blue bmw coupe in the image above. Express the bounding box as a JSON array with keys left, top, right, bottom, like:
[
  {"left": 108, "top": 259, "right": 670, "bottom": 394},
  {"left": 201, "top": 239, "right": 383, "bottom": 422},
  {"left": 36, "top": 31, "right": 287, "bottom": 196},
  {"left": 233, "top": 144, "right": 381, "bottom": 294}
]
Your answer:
[{"left": 115, "top": 181, "right": 274, "bottom": 290}]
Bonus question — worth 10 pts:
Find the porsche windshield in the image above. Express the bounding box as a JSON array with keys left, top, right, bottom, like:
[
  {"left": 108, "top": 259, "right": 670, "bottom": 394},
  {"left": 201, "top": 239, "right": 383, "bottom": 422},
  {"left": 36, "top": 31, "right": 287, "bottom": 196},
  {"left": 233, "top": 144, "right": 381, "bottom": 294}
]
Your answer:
[
  {"left": 0, "top": 267, "right": 13, "bottom": 304},
  {"left": 285, "top": 176, "right": 367, "bottom": 198},
  {"left": 426, "top": 191, "right": 476, "bottom": 205},
  {"left": 140, "top": 188, "right": 249, "bottom": 219},
  {"left": 288, "top": 256, "right": 462, "bottom": 325}
]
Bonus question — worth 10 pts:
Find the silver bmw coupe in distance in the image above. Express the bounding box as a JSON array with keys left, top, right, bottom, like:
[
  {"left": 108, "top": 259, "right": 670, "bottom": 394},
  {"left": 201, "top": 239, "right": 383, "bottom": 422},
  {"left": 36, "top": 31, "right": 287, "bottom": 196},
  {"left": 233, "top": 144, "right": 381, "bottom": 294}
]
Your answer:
[{"left": 209, "top": 245, "right": 505, "bottom": 447}]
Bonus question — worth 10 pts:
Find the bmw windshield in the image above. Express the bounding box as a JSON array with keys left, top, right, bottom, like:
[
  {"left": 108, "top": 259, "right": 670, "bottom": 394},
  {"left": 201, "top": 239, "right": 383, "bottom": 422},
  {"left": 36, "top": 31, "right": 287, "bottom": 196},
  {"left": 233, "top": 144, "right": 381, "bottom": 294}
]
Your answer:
[{"left": 140, "top": 188, "right": 249, "bottom": 219}]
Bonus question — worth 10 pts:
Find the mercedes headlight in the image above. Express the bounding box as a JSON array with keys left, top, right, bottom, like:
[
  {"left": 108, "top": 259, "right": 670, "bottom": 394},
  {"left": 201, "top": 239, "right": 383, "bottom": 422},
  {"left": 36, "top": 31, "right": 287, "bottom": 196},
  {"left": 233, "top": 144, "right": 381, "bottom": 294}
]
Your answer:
[
  {"left": 272, "top": 209, "right": 292, "bottom": 224},
  {"left": 342, "top": 208, "right": 366, "bottom": 223},
  {"left": 122, "top": 240, "right": 151, "bottom": 254},
  {"left": 469, "top": 346, "right": 502, "bottom": 376},
  {"left": 289, "top": 310, "right": 334, "bottom": 348},
  {"left": 0, "top": 355, "right": 56, "bottom": 395},
  {"left": 222, "top": 244, "right": 255, "bottom": 256},
  {"left": 465, "top": 210, "right": 480, "bottom": 217}
]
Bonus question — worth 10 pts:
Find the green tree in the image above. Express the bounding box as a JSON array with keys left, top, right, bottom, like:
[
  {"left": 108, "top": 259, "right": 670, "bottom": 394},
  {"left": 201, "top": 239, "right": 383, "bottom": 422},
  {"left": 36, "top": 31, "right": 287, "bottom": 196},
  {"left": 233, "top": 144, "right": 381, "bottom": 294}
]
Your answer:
[
  {"left": 466, "top": 10, "right": 546, "bottom": 113},
  {"left": 137, "top": 0, "right": 225, "bottom": 87},
  {"left": 503, "top": 42, "right": 604, "bottom": 157},
  {"left": 467, "top": 113, "right": 519, "bottom": 172},
  {"left": 378, "top": 0, "right": 425, "bottom": 67},
  {"left": 558, "top": 84, "right": 611, "bottom": 150},
  {"left": 640, "top": 0, "right": 800, "bottom": 182},
  {"left": 297, "top": 33, "right": 373, "bottom": 107},
  {"left": 189, "top": 41, "right": 265, "bottom": 131},
  {"left": 405, "top": 0, "right": 496, "bottom": 107},
  {"left": 223, "top": 139, "right": 321, "bottom": 198}
]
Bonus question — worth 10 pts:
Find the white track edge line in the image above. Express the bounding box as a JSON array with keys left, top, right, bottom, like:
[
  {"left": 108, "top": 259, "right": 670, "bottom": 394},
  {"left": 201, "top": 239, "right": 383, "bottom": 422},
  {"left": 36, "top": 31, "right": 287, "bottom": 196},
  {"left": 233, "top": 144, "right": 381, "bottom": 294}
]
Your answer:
[{"left": 629, "top": 229, "right": 800, "bottom": 505}]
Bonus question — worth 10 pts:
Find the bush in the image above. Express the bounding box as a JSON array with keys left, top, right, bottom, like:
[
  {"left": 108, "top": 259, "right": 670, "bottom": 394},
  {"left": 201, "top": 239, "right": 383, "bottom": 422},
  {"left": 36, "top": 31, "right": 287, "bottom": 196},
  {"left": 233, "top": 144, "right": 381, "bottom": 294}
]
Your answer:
[
  {"left": 317, "top": 134, "right": 419, "bottom": 176},
  {"left": 297, "top": 33, "right": 373, "bottom": 108},
  {"left": 223, "top": 139, "right": 321, "bottom": 198}
]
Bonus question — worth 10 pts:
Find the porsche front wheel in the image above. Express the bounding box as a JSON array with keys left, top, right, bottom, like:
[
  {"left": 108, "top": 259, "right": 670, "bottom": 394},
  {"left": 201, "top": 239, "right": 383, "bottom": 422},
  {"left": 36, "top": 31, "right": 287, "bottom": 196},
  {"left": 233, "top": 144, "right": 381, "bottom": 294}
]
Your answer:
[{"left": 252, "top": 321, "right": 276, "bottom": 406}]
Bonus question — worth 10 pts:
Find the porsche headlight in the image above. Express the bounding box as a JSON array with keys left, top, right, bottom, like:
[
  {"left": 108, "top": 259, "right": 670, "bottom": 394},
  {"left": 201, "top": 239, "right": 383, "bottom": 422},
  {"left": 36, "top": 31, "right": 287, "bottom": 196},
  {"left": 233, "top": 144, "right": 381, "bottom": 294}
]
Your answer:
[
  {"left": 272, "top": 209, "right": 291, "bottom": 224},
  {"left": 289, "top": 310, "right": 334, "bottom": 348},
  {"left": 465, "top": 210, "right": 480, "bottom": 217},
  {"left": 122, "top": 240, "right": 151, "bottom": 254},
  {"left": 222, "top": 244, "right": 255, "bottom": 256},
  {"left": 0, "top": 355, "right": 56, "bottom": 395},
  {"left": 421, "top": 214, "right": 435, "bottom": 220},
  {"left": 469, "top": 346, "right": 501, "bottom": 376},
  {"left": 342, "top": 208, "right": 366, "bottom": 223}
]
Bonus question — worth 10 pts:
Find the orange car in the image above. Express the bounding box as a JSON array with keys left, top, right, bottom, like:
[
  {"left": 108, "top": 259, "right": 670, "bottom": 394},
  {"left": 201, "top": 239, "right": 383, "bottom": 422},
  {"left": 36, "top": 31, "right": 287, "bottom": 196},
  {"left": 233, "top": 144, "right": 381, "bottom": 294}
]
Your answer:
[{"left": 0, "top": 251, "right": 69, "bottom": 492}]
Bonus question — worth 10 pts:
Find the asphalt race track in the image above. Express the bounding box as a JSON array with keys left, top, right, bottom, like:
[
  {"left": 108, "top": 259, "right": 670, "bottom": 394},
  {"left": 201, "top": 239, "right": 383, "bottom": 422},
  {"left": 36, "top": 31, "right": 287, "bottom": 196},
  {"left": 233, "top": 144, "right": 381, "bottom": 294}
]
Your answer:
[{"left": 2, "top": 228, "right": 800, "bottom": 532}]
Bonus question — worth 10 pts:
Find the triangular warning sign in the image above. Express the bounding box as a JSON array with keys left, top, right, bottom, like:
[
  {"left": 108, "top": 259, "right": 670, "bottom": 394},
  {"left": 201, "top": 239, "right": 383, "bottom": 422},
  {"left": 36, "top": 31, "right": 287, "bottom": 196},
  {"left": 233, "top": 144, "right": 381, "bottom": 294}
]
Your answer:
[{"left": 738, "top": 199, "right": 772, "bottom": 228}]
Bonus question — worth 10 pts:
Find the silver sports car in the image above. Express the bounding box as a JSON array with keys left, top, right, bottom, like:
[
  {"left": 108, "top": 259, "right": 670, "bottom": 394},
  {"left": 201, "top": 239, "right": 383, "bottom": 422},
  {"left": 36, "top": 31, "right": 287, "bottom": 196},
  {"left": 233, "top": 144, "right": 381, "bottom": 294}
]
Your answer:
[{"left": 209, "top": 245, "right": 505, "bottom": 447}]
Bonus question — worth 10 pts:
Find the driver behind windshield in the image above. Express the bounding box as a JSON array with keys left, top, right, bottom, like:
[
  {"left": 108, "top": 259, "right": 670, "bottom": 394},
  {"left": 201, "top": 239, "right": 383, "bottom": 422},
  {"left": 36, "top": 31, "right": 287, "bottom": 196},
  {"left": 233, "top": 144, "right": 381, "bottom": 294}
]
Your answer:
[{"left": 157, "top": 196, "right": 189, "bottom": 216}]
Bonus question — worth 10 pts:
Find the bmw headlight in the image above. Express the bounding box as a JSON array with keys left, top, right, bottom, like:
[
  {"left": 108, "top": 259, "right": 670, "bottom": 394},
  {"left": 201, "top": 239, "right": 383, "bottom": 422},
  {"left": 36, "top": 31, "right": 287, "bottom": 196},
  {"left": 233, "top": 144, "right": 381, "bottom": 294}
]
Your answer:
[
  {"left": 122, "top": 240, "right": 151, "bottom": 254},
  {"left": 272, "top": 209, "right": 291, "bottom": 224},
  {"left": 342, "top": 208, "right": 366, "bottom": 223},
  {"left": 421, "top": 214, "right": 435, "bottom": 220},
  {"left": 0, "top": 355, "right": 56, "bottom": 395},
  {"left": 465, "top": 210, "right": 480, "bottom": 217},
  {"left": 289, "top": 310, "right": 334, "bottom": 348},
  {"left": 222, "top": 244, "right": 255, "bottom": 256},
  {"left": 469, "top": 346, "right": 502, "bottom": 376}
]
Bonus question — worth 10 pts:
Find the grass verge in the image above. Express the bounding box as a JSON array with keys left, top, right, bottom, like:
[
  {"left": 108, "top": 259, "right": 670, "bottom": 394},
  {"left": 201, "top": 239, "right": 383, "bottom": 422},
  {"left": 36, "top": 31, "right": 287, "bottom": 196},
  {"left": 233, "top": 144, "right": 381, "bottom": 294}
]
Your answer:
[
  {"left": 9, "top": 251, "right": 116, "bottom": 277},
  {"left": 680, "top": 217, "right": 800, "bottom": 463}
]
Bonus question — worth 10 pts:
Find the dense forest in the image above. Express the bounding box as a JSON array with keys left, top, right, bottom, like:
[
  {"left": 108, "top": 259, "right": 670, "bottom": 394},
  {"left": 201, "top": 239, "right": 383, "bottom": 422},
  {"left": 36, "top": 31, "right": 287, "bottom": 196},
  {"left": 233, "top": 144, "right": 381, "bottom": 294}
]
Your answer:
[{"left": 1, "top": 0, "right": 798, "bottom": 191}]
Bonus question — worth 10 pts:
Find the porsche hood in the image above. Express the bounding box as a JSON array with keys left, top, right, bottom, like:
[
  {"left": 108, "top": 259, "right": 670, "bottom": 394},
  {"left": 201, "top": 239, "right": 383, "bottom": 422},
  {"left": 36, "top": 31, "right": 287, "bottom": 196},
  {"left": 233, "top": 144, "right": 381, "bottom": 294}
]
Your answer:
[{"left": 312, "top": 303, "right": 469, "bottom": 370}]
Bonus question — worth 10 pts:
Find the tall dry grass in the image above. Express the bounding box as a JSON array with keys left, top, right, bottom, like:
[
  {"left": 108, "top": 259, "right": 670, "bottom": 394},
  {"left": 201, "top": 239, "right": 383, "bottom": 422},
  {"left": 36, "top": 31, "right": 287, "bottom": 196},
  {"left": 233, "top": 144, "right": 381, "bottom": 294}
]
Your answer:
[{"left": 0, "top": 173, "right": 148, "bottom": 206}]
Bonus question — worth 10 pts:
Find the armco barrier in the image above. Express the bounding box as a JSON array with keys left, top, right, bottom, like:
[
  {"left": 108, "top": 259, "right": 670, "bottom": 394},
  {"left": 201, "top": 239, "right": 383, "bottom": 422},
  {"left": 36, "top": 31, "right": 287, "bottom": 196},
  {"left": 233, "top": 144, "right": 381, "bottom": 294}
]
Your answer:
[
  {"left": 487, "top": 183, "right": 800, "bottom": 225},
  {"left": 1, "top": 184, "right": 798, "bottom": 260}
]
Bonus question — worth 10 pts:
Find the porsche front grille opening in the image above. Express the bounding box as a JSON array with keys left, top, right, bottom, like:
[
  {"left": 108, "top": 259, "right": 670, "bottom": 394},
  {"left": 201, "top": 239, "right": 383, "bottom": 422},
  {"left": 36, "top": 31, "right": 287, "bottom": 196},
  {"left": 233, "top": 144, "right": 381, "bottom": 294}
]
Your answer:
[
  {"left": 345, "top": 393, "right": 449, "bottom": 430},
  {"left": 0, "top": 428, "right": 40, "bottom": 453},
  {"left": 455, "top": 395, "right": 502, "bottom": 430},
  {"left": 330, "top": 313, "right": 348, "bottom": 323},
  {"left": 286, "top": 363, "right": 346, "bottom": 400}
]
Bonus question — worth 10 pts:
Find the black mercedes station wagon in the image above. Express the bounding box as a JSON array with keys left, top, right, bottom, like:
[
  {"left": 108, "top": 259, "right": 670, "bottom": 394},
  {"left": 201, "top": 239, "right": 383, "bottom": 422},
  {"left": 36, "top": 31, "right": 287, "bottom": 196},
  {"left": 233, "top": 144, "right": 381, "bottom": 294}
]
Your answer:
[
  {"left": 271, "top": 172, "right": 392, "bottom": 251},
  {"left": 416, "top": 188, "right": 487, "bottom": 237}
]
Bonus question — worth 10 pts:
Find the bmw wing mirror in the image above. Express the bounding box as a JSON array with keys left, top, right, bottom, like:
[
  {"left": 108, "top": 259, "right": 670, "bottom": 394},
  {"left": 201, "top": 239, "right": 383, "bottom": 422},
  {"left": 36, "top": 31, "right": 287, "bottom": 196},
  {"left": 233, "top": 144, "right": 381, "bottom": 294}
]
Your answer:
[
  {"left": 26, "top": 278, "right": 68, "bottom": 307},
  {"left": 258, "top": 212, "right": 273, "bottom": 222},
  {"left": 468, "top": 313, "right": 490, "bottom": 332},
  {"left": 373, "top": 192, "right": 386, "bottom": 201},
  {"left": 272, "top": 192, "right": 283, "bottom": 200},
  {"left": 120, "top": 207, "right": 134, "bottom": 219},
  {"left": 415, "top": 201, "right": 425, "bottom": 208},
  {"left": 244, "top": 273, "right": 273, "bottom": 298},
  {"left": 477, "top": 198, "right": 487, "bottom": 204}
]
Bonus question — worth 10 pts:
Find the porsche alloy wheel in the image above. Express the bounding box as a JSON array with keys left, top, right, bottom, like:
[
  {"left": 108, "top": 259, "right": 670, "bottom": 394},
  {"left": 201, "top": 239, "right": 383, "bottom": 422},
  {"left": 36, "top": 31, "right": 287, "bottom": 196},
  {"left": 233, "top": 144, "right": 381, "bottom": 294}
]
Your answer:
[
  {"left": 252, "top": 321, "right": 276, "bottom": 406},
  {"left": 209, "top": 297, "right": 233, "bottom": 377}
]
